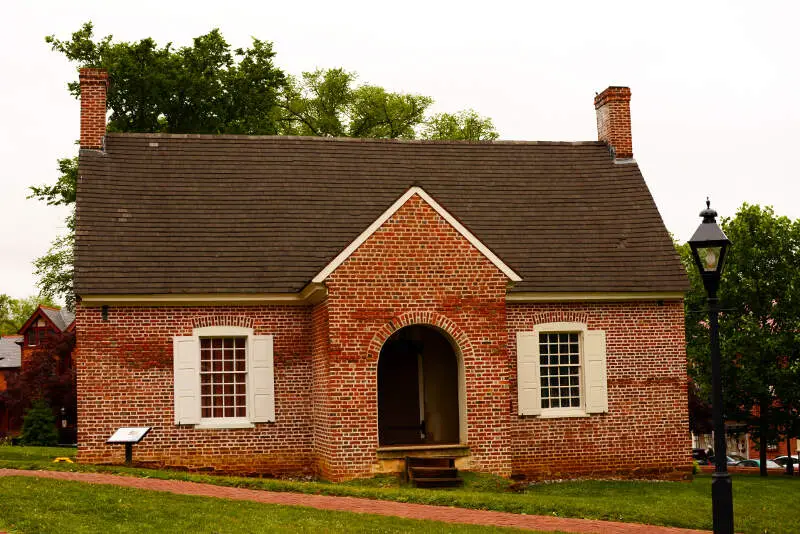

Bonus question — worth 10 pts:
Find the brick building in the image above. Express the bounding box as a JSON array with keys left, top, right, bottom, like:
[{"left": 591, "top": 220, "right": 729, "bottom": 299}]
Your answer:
[
  {"left": 74, "top": 69, "right": 690, "bottom": 481},
  {"left": 0, "top": 305, "right": 75, "bottom": 438},
  {"left": 0, "top": 335, "right": 22, "bottom": 435}
]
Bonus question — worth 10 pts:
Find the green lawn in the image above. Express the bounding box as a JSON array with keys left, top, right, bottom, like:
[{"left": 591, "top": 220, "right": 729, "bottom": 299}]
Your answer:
[
  {"left": 3, "top": 445, "right": 800, "bottom": 533},
  {"left": 0, "top": 477, "right": 522, "bottom": 533}
]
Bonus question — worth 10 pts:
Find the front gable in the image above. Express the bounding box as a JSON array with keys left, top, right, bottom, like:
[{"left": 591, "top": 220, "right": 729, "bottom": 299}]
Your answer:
[
  {"left": 17, "top": 307, "right": 59, "bottom": 337},
  {"left": 313, "top": 186, "right": 522, "bottom": 284}
]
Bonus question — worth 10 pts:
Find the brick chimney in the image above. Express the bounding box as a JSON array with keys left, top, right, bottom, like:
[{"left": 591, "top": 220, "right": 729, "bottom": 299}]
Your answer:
[
  {"left": 594, "top": 86, "right": 632, "bottom": 160},
  {"left": 79, "top": 68, "right": 109, "bottom": 149}
]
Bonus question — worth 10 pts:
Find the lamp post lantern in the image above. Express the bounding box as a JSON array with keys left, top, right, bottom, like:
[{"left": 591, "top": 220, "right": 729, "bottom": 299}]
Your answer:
[{"left": 688, "top": 199, "right": 733, "bottom": 534}]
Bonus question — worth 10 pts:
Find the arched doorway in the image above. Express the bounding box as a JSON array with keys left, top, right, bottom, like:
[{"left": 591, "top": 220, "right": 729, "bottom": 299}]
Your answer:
[{"left": 378, "top": 325, "right": 460, "bottom": 446}]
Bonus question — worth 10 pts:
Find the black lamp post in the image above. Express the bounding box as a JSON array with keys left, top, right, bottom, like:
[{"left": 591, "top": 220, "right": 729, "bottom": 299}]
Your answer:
[{"left": 688, "top": 199, "right": 733, "bottom": 534}]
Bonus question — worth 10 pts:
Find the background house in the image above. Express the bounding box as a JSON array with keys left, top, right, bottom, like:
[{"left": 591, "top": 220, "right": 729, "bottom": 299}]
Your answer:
[
  {"left": 0, "top": 335, "right": 22, "bottom": 436},
  {"left": 0, "top": 305, "right": 76, "bottom": 441}
]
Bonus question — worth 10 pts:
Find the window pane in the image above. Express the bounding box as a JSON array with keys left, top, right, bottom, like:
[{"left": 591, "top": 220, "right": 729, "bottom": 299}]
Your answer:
[
  {"left": 199, "top": 336, "right": 248, "bottom": 420},
  {"left": 538, "top": 331, "right": 581, "bottom": 410}
]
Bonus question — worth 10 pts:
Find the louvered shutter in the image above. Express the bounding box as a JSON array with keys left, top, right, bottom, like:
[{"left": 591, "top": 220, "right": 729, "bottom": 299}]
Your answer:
[
  {"left": 584, "top": 330, "right": 608, "bottom": 413},
  {"left": 173, "top": 336, "right": 200, "bottom": 424},
  {"left": 516, "top": 331, "right": 542, "bottom": 415},
  {"left": 249, "top": 335, "right": 275, "bottom": 423}
]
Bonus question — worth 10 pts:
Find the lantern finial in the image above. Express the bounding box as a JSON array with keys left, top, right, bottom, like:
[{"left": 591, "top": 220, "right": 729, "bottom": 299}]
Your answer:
[{"left": 700, "top": 198, "right": 718, "bottom": 223}]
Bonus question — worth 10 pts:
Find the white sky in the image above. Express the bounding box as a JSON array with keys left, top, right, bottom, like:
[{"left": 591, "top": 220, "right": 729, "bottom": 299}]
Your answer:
[{"left": 1, "top": 0, "right": 798, "bottom": 301}]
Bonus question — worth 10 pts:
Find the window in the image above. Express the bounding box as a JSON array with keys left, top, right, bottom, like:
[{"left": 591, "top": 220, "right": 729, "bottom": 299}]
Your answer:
[
  {"left": 200, "top": 338, "right": 247, "bottom": 419},
  {"left": 516, "top": 322, "right": 608, "bottom": 418},
  {"left": 26, "top": 326, "right": 52, "bottom": 346},
  {"left": 539, "top": 333, "right": 581, "bottom": 410},
  {"left": 173, "top": 326, "right": 275, "bottom": 429}
]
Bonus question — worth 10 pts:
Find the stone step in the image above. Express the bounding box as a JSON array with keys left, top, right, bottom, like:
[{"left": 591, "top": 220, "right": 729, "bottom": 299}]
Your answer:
[
  {"left": 409, "top": 466, "right": 458, "bottom": 478},
  {"left": 412, "top": 476, "right": 464, "bottom": 488},
  {"left": 406, "top": 456, "right": 461, "bottom": 488}
]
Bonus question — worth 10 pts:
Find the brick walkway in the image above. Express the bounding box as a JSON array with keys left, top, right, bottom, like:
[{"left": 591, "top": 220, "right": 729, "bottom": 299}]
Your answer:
[{"left": 0, "top": 469, "right": 709, "bottom": 533}]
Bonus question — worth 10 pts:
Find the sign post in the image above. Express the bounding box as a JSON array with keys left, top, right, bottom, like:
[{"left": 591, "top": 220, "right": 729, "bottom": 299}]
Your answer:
[{"left": 106, "top": 427, "right": 151, "bottom": 466}]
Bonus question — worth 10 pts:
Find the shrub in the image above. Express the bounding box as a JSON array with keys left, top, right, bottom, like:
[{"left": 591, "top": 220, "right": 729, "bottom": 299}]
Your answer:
[
  {"left": 21, "top": 399, "right": 59, "bottom": 446},
  {"left": 692, "top": 460, "right": 700, "bottom": 475}
]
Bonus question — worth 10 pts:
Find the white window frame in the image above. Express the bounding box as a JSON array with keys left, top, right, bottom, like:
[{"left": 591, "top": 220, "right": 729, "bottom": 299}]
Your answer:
[
  {"left": 535, "top": 322, "right": 589, "bottom": 418},
  {"left": 517, "top": 322, "right": 608, "bottom": 419},
  {"left": 173, "top": 326, "right": 275, "bottom": 430}
]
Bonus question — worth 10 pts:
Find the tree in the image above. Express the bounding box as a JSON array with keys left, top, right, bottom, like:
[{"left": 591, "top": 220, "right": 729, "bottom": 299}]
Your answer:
[
  {"left": 682, "top": 204, "right": 800, "bottom": 476},
  {"left": 45, "top": 22, "right": 286, "bottom": 135},
  {"left": 277, "top": 68, "right": 434, "bottom": 139},
  {"left": 34, "top": 24, "right": 501, "bottom": 305},
  {"left": 21, "top": 399, "right": 59, "bottom": 446},
  {"left": 28, "top": 157, "right": 77, "bottom": 309},
  {"left": 0, "top": 295, "right": 56, "bottom": 336},
  {"left": 422, "top": 109, "right": 500, "bottom": 141},
  {"left": 0, "top": 330, "right": 76, "bottom": 436}
]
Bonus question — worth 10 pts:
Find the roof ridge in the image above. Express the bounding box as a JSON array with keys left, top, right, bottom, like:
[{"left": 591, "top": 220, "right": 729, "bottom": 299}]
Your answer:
[{"left": 104, "top": 132, "right": 606, "bottom": 147}]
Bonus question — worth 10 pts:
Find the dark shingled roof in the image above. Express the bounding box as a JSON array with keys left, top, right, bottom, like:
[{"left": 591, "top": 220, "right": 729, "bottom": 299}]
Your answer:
[
  {"left": 41, "top": 307, "right": 75, "bottom": 331},
  {"left": 75, "top": 134, "right": 688, "bottom": 295},
  {"left": 0, "top": 336, "right": 22, "bottom": 368}
]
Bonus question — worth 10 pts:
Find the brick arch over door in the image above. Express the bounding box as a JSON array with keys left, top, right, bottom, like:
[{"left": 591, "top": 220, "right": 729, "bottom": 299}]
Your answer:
[
  {"left": 366, "top": 311, "right": 475, "bottom": 362},
  {"left": 368, "top": 311, "right": 472, "bottom": 445}
]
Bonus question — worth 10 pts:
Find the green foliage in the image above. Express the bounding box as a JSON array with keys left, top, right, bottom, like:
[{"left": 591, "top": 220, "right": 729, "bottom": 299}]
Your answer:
[
  {"left": 21, "top": 399, "right": 59, "bottom": 446},
  {"left": 28, "top": 157, "right": 78, "bottom": 212},
  {"left": 278, "top": 68, "right": 435, "bottom": 139},
  {"left": 0, "top": 294, "right": 55, "bottom": 336},
  {"left": 682, "top": 204, "right": 800, "bottom": 471},
  {"left": 422, "top": 110, "right": 499, "bottom": 141},
  {"left": 46, "top": 22, "right": 285, "bottom": 135},
  {"left": 32, "top": 233, "right": 75, "bottom": 311}
]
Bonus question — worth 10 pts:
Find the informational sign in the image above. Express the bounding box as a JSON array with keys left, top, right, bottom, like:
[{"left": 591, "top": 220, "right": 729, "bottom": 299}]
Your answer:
[{"left": 107, "top": 427, "right": 151, "bottom": 444}]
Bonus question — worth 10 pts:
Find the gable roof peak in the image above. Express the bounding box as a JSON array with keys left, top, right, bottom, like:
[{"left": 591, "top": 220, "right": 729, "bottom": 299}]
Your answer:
[{"left": 312, "top": 186, "right": 522, "bottom": 283}]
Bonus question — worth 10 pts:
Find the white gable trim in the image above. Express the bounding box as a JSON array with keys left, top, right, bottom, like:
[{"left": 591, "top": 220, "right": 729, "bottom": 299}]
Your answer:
[{"left": 312, "top": 186, "right": 522, "bottom": 283}]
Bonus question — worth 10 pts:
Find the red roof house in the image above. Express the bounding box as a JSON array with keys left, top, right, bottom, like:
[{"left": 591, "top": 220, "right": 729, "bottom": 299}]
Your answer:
[
  {"left": 74, "top": 69, "right": 689, "bottom": 481},
  {"left": 0, "top": 305, "right": 75, "bottom": 438}
]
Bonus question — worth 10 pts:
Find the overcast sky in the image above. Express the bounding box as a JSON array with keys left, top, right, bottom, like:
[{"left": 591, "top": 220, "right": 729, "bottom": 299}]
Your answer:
[{"left": 1, "top": 0, "right": 798, "bottom": 301}]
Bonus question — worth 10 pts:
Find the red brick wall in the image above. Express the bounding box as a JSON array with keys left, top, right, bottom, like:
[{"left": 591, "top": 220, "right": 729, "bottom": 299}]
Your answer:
[
  {"left": 316, "top": 194, "right": 511, "bottom": 480},
  {"left": 594, "top": 86, "right": 633, "bottom": 159},
  {"left": 75, "top": 305, "right": 314, "bottom": 474},
  {"left": 79, "top": 68, "right": 108, "bottom": 149},
  {"left": 748, "top": 436, "right": 798, "bottom": 460},
  {"left": 507, "top": 301, "right": 691, "bottom": 479}
]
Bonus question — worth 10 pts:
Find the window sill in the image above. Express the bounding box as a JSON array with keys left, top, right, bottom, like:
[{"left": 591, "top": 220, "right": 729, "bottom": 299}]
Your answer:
[
  {"left": 194, "top": 420, "right": 255, "bottom": 430},
  {"left": 538, "top": 409, "right": 590, "bottom": 419}
]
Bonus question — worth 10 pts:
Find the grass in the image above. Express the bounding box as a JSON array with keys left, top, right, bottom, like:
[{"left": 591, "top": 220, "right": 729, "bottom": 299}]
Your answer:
[
  {"left": 3, "top": 445, "right": 800, "bottom": 533},
  {"left": 0, "top": 477, "right": 524, "bottom": 533}
]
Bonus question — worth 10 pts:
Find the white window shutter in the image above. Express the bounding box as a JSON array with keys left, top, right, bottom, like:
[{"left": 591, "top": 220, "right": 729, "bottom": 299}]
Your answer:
[
  {"left": 584, "top": 330, "right": 608, "bottom": 413},
  {"left": 249, "top": 335, "right": 275, "bottom": 423},
  {"left": 516, "top": 332, "right": 542, "bottom": 416},
  {"left": 173, "top": 336, "right": 200, "bottom": 425}
]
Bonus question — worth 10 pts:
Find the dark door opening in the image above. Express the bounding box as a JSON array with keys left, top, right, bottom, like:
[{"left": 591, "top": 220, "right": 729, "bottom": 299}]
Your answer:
[{"left": 378, "top": 325, "right": 460, "bottom": 446}]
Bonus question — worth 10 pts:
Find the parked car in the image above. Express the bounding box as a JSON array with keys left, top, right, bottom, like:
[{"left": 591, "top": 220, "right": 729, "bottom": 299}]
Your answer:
[
  {"left": 726, "top": 454, "right": 746, "bottom": 465},
  {"left": 735, "top": 459, "right": 782, "bottom": 469},
  {"left": 772, "top": 455, "right": 800, "bottom": 468},
  {"left": 692, "top": 448, "right": 711, "bottom": 465}
]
